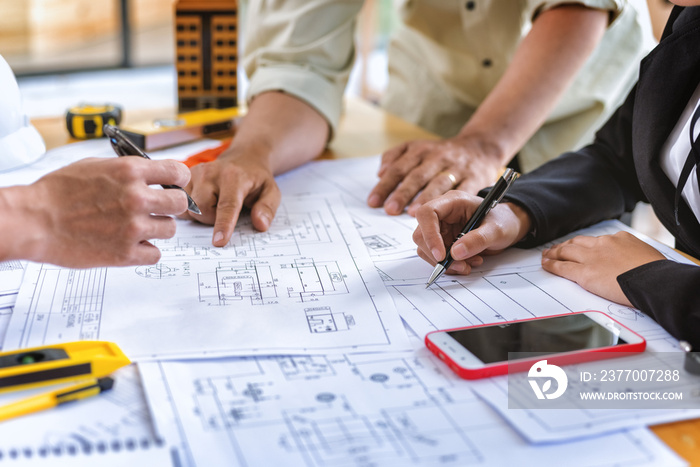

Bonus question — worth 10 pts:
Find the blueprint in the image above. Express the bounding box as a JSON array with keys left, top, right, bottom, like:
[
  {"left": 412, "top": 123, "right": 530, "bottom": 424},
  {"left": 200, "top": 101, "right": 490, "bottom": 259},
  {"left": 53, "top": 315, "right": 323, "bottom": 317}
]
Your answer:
[
  {"left": 277, "top": 157, "right": 419, "bottom": 261},
  {"left": 389, "top": 278, "right": 685, "bottom": 355},
  {"left": 0, "top": 260, "right": 24, "bottom": 294},
  {"left": 372, "top": 219, "right": 700, "bottom": 443},
  {"left": 0, "top": 307, "right": 12, "bottom": 350},
  {"left": 138, "top": 351, "right": 685, "bottom": 467},
  {"left": 0, "top": 365, "right": 162, "bottom": 462},
  {"left": 376, "top": 220, "right": 692, "bottom": 287},
  {"left": 0, "top": 260, "right": 24, "bottom": 309},
  {"left": 391, "top": 255, "right": 690, "bottom": 446},
  {"left": 4, "top": 194, "right": 410, "bottom": 360},
  {"left": 0, "top": 261, "right": 25, "bottom": 347},
  {"left": 385, "top": 220, "right": 696, "bottom": 341},
  {"left": 2, "top": 146, "right": 697, "bottom": 463},
  {"left": 471, "top": 357, "right": 700, "bottom": 443}
]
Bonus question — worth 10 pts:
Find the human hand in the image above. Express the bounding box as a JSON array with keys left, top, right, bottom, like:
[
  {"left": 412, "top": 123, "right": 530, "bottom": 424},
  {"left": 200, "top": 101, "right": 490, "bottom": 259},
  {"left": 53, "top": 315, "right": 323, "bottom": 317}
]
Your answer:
[
  {"left": 20, "top": 157, "right": 190, "bottom": 267},
  {"left": 541, "top": 232, "right": 667, "bottom": 306},
  {"left": 180, "top": 144, "right": 281, "bottom": 247},
  {"left": 413, "top": 191, "right": 532, "bottom": 275},
  {"left": 367, "top": 136, "right": 502, "bottom": 216}
]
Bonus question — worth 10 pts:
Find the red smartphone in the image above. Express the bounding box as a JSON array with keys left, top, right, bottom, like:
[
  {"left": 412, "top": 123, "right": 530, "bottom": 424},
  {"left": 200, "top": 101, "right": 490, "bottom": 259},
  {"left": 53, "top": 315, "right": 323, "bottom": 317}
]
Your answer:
[{"left": 425, "top": 311, "right": 646, "bottom": 380}]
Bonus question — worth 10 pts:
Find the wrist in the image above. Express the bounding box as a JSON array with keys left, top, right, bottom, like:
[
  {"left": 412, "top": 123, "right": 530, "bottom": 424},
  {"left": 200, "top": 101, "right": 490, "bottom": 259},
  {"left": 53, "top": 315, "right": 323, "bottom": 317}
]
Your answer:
[
  {"left": 504, "top": 202, "right": 534, "bottom": 245},
  {"left": 219, "top": 138, "right": 274, "bottom": 171},
  {"left": 454, "top": 128, "right": 512, "bottom": 167},
  {"left": 0, "top": 185, "right": 48, "bottom": 262},
  {"left": 225, "top": 92, "right": 327, "bottom": 175}
]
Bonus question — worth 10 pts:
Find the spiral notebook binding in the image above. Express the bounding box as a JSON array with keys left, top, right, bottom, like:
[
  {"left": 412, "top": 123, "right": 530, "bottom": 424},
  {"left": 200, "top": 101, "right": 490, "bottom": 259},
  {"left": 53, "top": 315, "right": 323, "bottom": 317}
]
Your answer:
[{"left": 0, "top": 436, "right": 164, "bottom": 461}]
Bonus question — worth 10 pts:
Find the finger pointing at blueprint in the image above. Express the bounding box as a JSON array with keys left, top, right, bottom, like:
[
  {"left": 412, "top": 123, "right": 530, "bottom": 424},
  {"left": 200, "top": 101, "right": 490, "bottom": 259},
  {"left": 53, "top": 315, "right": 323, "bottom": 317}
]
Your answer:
[{"left": 5, "top": 194, "right": 410, "bottom": 360}]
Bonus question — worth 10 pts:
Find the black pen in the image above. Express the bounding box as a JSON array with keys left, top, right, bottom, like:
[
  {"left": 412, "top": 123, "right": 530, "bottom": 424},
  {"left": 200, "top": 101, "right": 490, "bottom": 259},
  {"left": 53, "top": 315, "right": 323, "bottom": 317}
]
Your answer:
[
  {"left": 103, "top": 124, "right": 201, "bottom": 215},
  {"left": 425, "top": 168, "right": 519, "bottom": 288}
]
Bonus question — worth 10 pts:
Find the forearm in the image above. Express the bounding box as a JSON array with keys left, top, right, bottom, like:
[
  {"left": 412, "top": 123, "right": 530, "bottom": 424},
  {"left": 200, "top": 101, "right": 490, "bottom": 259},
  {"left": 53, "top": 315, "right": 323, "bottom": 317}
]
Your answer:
[
  {"left": 489, "top": 81, "right": 644, "bottom": 247},
  {"left": 458, "top": 5, "right": 608, "bottom": 165},
  {"left": 227, "top": 92, "right": 330, "bottom": 175},
  {"left": 0, "top": 185, "right": 45, "bottom": 262}
]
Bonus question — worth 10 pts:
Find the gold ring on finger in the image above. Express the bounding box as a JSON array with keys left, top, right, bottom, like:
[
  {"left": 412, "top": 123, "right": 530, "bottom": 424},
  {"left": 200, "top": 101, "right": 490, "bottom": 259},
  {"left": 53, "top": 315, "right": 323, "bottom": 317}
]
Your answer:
[{"left": 438, "top": 171, "right": 458, "bottom": 187}]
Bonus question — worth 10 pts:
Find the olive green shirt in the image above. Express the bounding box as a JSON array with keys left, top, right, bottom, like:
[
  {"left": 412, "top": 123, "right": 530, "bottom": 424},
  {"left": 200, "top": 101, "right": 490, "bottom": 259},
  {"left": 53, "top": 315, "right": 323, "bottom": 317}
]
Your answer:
[{"left": 244, "top": 0, "right": 650, "bottom": 171}]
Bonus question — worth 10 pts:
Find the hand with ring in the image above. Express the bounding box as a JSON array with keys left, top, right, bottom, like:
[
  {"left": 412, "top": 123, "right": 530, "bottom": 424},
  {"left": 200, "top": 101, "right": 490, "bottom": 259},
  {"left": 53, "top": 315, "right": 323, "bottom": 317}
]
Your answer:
[
  {"left": 367, "top": 135, "right": 504, "bottom": 216},
  {"left": 439, "top": 171, "right": 458, "bottom": 188}
]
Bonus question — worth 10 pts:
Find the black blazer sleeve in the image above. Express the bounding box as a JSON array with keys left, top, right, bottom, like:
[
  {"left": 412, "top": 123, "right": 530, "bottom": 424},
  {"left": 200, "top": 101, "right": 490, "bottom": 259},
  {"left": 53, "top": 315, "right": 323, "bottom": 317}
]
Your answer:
[
  {"left": 618, "top": 260, "right": 700, "bottom": 347},
  {"left": 477, "top": 6, "right": 700, "bottom": 346},
  {"left": 482, "top": 85, "right": 646, "bottom": 247}
]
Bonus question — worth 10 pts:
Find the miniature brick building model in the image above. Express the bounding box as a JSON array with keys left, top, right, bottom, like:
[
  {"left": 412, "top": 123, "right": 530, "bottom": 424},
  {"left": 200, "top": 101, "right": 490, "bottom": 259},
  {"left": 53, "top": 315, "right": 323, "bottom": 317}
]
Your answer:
[{"left": 175, "top": 0, "right": 238, "bottom": 112}]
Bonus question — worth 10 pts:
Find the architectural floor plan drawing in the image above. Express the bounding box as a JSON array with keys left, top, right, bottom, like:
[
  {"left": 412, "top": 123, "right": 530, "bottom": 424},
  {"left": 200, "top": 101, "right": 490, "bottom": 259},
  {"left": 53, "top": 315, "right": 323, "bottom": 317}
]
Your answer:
[
  {"left": 388, "top": 264, "right": 677, "bottom": 342},
  {"left": 0, "top": 260, "right": 25, "bottom": 309},
  {"left": 367, "top": 219, "right": 700, "bottom": 447},
  {"left": 471, "top": 358, "right": 700, "bottom": 444},
  {"left": 195, "top": 258, "right": 349, "bottom": 307},
  {"left": 375, "top": 220, "right": 687, "bottom": 287},
  {"left": 153, "top": 208, "right": 335, "bottom": 261},
  {"left": 0, "top": 260, "right": 24, "bottom": 291},
  {"left": 4, "top": 266, "right": 107, "bottom": 345},
  {"left": 0, "top": 306, "right": 13, "bottom": 349},
  {"left": 4, "top": 194, "right": 410, "bottom": 360},
  {"left": 138, "top": 352, "right": 684, "bottom": 467},
  {"left": 277, "top": 157, "right": 419, "bottom": 261},
  {"left": 385, "top": 221, "right": 696, "bottom": 350}
]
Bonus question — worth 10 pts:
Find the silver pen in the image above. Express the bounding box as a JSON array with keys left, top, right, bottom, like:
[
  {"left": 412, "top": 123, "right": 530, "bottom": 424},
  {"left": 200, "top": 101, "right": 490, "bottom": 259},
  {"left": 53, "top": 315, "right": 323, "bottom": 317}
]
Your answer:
[{"left": 425, "top": 168, "right": 520, "bottom": 288}]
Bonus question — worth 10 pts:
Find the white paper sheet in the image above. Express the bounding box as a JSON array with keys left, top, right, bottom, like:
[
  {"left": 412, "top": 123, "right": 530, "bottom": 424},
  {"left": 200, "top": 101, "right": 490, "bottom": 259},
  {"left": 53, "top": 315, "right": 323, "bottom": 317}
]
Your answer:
[
  {"left": 376, "top": 220, "right": 693, "bottom": 287},
  {"left": 138, "top": 352, "right": 685, "bottom": 467},
  {"left": 277, "top": 156, "right": 419, "bottom": 261},
  {"left": 388, "top": 220, "right": 696, "bottom": 342},
  {"left": 0, "top": 261, "right": 25, "bottom": 311},
  {"left": 4, "top": 448, "right": 173, "bottom": 466},
  {"left": 0, "top": 307, "right": 13, "bottom": 349},
  {"left": 3, "top": 145, "right": 697, "bottom": 463},
  {"left": 389, "top": 269, "right": 689, "bottom": 353},
  {"left": 0, "top": 261, "right": 25, "bottom": 295},
  {"left": 470, "top": 361, "right": 700, "bottom": 444},
  {"left": 4, "top": 194, "right": 410, "bottom": 359},
  {"left": 0, "top": 261, "right": 25, "bottom": 347},
  {"left": 0, "top": 137, "right": 223, "bottom": 189},
  {"left": 376, "top": 219, "right": 700, "bottom": 443},
  {"left": 0, "top": 366, "right": 161, "bottom": 462}
]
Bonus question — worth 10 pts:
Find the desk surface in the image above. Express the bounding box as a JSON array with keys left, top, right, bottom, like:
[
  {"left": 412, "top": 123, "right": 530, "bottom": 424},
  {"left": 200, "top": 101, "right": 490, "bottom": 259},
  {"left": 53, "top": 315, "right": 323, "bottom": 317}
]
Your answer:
[
  {"left": 32, "top": 98, "right": 439, "bottom": 154},
  {"left": 32, "top": 97, "right": 699, "bottom": 465}
]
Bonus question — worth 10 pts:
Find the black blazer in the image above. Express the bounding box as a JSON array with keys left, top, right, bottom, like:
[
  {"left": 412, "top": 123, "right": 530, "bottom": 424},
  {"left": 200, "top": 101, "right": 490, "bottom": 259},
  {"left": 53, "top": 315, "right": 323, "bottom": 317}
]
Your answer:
[{"left": 492, "top": 6, "right": 700, "bottom": 347}]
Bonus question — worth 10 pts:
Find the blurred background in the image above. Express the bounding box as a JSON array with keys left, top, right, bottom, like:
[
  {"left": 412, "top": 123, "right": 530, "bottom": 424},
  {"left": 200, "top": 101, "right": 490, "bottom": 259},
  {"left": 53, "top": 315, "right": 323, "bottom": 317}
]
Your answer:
[
  {"left": 1, "top": 0, "right": 169, "bottom": 74},
  {"left": 0, "top": 0, "right": 400, "bottom": 115},
  {"left": 0, "top": 0, "right": 670, "bottom": 114},
  {"left": 1, "top": 0, "right": 174, "bottom": 73}
]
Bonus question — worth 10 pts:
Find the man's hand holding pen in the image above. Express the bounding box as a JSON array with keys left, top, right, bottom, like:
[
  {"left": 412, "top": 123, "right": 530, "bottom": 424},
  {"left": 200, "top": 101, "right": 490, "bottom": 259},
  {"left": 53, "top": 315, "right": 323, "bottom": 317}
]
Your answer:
[
  {"left": 104, "top": 125, "right": 201, "bottom": 215},
  {"left": 6, "top": 157, "right": 191, "bottom": 268}
]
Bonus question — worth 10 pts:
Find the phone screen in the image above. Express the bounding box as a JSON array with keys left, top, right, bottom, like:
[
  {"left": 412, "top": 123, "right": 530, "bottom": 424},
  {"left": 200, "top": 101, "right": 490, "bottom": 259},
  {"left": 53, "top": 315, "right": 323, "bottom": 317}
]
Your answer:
[{"left": 447, "top": 314, "right": 628, "bottom": 364}]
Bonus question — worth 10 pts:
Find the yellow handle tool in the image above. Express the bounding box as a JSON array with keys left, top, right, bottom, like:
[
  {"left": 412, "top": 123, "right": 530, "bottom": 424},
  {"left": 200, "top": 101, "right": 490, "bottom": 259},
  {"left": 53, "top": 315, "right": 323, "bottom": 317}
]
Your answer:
[
  {"left": 0, "top": 377, "right": 114, "bottom": 423},
  {"left": 0, "top": 341, "right": 130, "bottom": 393}
]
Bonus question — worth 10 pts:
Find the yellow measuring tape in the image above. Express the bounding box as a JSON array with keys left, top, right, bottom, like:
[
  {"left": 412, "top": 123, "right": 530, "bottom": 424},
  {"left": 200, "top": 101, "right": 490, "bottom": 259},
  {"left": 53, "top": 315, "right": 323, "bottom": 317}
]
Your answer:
[{"left": 66, "top": 104, "right": 122, "bottom": 139}]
